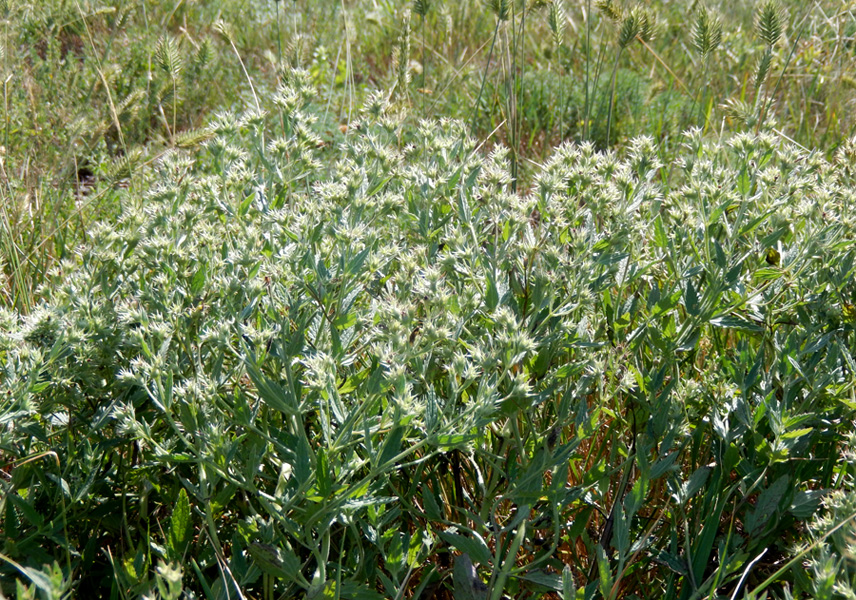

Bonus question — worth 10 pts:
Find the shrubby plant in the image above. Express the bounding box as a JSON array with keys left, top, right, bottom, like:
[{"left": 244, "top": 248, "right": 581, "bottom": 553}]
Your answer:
[{"left": 1, "top": 72, "right": 856, "bottom": 599}]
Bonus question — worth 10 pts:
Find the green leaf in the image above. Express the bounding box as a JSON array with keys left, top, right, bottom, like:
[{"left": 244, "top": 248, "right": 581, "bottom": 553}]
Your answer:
[
  {"left": 244, "top": 358, "right": 298, "bottom": 415},
  {"left": 19, "top": 564, "right": 63, "bottom": 597},
  {"left": 624, "top": 474, "right": 648, "bottom": 517},
  {"left": 9, "top": 494, "right": 43, "bottom": 527},
  {"left": 562, "top": 565, "right": 576, "bottom": 600},
  {"left": 754, "top": 267, "right": 783, "bottom": 281},
  {"left": 407, "top": 529, "right": 432, "bottom": 567},
  {"left": 747, "top": 475, "right": 790, "bottom": 534},
  {"left": 655, "top": 550, "right": 687, "bottom": 575},
  {"left": 595, "top": 545, "right": 613, "bottom": 598},
  {"left": 167, "top": 488, "right": 192, "bottom": 559},
  {"left": 434, "top": 433, "right": 476, "bottom": 449},
  {"left": 453, "top": 554, "right": 489, "bottom": 600},
  {"left": 421, "top": 484, "right": 443, "bottom": 521},
  {"left": 690, "top": 469, "right": 726, "bottom": 580},
  {"left": 316, "top": 448, "right": 332, "bottom": 498},
  {"left": 340, "top": 582, "right": 386, "bottom": 600},
  {"left": 789, "top": 489, "right": 826, "bottom": 519},
  {"left": 248, "top": 543, "right": 301, "bottom": 581},
  {"left": 685, "top": 280, "right": 700, "bottom": 316},
  {"left": 653, "top": 215, "right": 669, "bottom": 249},
  {"left": 651, "top": 452, "right": 679, "bottom": 479},
  {"left": 190, "top": 263, "right": 207, "bottom": 295},
  {"left": 378, "top": 426, "right": 405, "bottom": 467},
  {"left": 519, "top": 569, "right": 562, "bottom": 590},
  {"left": 710, "top": 315, "right": 764, "bottom": 333},
  {"left": 678, "top": 466, "right": 711, "bottom": 505},
  {"left": 652, "top": 289, "right": 682, "bottom": 317},
  {"left": 5, "top": 498, "right": 19, "bottom": 539},
  {"left": 485, "top": 270, "right": 499, "bottom": 310},
  {"left": 781, "top": 427, "right": 813, "bottom": 441},
  {"left": 612, "top": 504, "right": 629, "bottom": 556},
  {"left": 440, "top": 530, "right": 492, "bottom": 566},
  {"left": 385, "top": 530, "right": 407, "bottom": 576}
]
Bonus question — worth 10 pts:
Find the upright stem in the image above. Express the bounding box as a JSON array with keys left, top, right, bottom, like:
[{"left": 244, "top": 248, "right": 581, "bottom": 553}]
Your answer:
[
  {"left": 467, "top": 19, "right": 501, "bottom": 135},
  {"left": 606, "top": 48, "right": 623, "bottom": 148},
  {"left": 586, "top": 18, "right": 610, "bottom": 143},
  {"left": 558, "top": 65, "right": 564, "bottom": 143},
  {"left": 421, "top": 14, "right": 427, "bottom": 119},
  {"left": 2, "top": 9, "right": 7, "bottom": 150},
  {"left": 699, "top": 62, "right": 710, "bottom": 130},
  {"left": 274, "top": 0, "right": 283, "bottom": 69},
  {"left": 505, "top": 20, "right": 516, "bottom": 190},
  {"left": 757, "top": 14, "right": 808, "bottom": 135},
  {"left": 512, "top": 0, "right": 526, "bottom": 192},
  {"left": 583, "top": 0, "right": 592, "bottom": 140}
]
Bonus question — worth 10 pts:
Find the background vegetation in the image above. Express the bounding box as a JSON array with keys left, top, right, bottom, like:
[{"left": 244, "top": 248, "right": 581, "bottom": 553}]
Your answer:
[{"left": 1, "top": 0, "right": 855, "bottom": 598}]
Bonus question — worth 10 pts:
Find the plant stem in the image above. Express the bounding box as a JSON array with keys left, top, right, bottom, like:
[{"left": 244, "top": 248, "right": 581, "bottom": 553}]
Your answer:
[
  {"left": 467, "top": 18, "right": 500, "bottom": 135},
  {"left": 606, "top": 48, "right": 623, "bottom": 148},
  {"left": 584, "top": 0, "right": 591, "bottom": 140}
]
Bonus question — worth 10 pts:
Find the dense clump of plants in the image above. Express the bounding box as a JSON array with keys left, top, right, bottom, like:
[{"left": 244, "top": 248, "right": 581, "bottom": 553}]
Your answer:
[
  {"left": 2, "top": 71, "right": 856, "bottom": 599},
  {"left": 6, "top": 0, "right": 856, "bottom": 318}
]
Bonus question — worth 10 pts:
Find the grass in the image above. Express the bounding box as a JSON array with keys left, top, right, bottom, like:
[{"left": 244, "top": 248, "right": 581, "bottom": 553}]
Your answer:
[{"left": 0, "top": 1, "right": 856, "bottom": 598}]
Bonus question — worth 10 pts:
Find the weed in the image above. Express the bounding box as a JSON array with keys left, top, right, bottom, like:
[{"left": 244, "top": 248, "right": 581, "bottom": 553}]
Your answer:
[{"left": 1, "top": 71, "right": 855, "bottom": 597}]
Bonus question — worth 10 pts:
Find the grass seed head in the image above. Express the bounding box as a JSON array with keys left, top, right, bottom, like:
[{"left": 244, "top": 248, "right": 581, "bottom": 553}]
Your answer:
[
  {"left": 756, "top": 0, "right": 784, "bottom": 47},
  {"left": 485, "top": 0, "right": 510, "bottom": 22},
  {"left": 692, "top": 7, "right": 723, "bottom": 59}
]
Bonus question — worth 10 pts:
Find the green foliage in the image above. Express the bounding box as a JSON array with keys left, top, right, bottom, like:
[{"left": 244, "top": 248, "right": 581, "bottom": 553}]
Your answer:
[
  {"left": 3, "top": 2, "right": 856, "bottom": 597},
  {"left": 511, "top": 68, "right": 651, "bottom": 150},
  {"left": 1, "top": 71, "right": 856, "bottom": 598},
  {"left": 9, "top": 561, "right": 71, "bottom": 600},
  {"left": 166, "top": 488, "right": 192, "bottom": 562},
  {"left": 779, "top": 429, "right": 856, "bottom": 599},
  {"left": 4, "top": 0, "right": 856, "bottom": 311}
]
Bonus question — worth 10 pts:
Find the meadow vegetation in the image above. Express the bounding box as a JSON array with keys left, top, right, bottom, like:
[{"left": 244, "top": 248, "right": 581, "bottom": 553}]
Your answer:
[{"left": 1, "top": 0, "right": 856, "bottom": 598}]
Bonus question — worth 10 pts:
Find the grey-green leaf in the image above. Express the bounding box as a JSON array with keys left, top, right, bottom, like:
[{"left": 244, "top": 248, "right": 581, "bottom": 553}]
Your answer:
[
  {"left": 440, "top": 530, "right": 492, "bottom": 566},
  {"left": 453, "top": 553, "right": 489, "bottom": 600},
  {"left": 747, "top": 475, "right": 790, "bottom": 533}
]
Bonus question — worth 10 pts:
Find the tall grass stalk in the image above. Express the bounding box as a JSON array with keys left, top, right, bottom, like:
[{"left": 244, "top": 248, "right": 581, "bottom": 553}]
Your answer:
[
  {"left": 414, "top": 0, "right": 430, "bottom": 118},
  {"left": 585, "top": 5, "right": 615, "bottom": 145},
  {"left": 467, "top": 7, "right": 503, "bottom": 135},
  {"left": 548, "top": 1, "right": 566, "bottom": 142},
  {"left": 2, "top": 0, "right": 8, "bottom": 151},
  {"left": 340, "top": 0, "right": 355, "bottom": 125},
  {"left": 214, "top": 20, "right": 261, "bottom": 113},
  {"left": 605, "top": 11, "right": 635, "bottom": 148},
  {"left": 584, "top": 0, "right": 591, "bottom": 140},
  {"left": 757, "top": 7, "right": 810, "bottom": 135}
]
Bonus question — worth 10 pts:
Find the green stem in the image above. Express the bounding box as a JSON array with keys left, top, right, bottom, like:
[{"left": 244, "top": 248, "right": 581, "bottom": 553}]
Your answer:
[
  {"left": 606, "top": 48, "right": 623, "bottom": 148},
  {"left": 468, "top": 18, "right": 501, "bottom": 135},
  {"left": 584, "top": 0, "right": 591, "bottom": 139}
]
